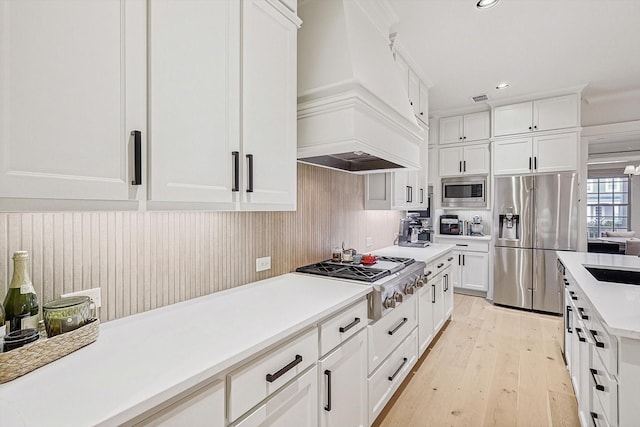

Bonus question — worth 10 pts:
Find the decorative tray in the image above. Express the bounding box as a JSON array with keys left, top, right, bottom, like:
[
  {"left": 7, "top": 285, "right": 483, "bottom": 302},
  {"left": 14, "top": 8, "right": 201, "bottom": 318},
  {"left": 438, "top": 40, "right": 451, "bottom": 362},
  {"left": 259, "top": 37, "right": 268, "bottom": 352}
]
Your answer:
[{"left": 0, "top": 319, "right": 100, "bottom": 383}]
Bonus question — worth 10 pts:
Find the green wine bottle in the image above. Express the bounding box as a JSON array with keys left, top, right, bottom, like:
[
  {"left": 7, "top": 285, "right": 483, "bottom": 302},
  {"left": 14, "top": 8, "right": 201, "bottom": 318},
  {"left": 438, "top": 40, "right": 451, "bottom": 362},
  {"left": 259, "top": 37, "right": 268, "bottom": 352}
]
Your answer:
[
  {"left": 3, "top": 251, "right": 39, "bottom": 333},
  {"left": 0, "top": 299, "right": 5, "bottom": 338}
]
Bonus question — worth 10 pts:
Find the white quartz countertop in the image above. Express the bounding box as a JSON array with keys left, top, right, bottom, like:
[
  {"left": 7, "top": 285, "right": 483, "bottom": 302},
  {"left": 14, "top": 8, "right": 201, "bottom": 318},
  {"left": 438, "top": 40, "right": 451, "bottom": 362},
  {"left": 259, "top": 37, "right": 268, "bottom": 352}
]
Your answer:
[
  {"left": 373, "top": 243, "right": 455, "bottom": 263},
  {"left": 0, "top": 274, "right": 371, "bottom": 427},
  {"left": 557, "top": 251, "right": 640, "bottom": 339}
]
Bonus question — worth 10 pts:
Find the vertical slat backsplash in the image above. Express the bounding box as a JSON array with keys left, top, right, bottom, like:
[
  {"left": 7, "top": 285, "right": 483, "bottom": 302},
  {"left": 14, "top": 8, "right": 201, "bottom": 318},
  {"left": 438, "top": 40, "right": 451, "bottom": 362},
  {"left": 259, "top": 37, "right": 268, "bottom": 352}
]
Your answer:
[{"left": 0, "top": 164, "right": 402, "bottom": 322}]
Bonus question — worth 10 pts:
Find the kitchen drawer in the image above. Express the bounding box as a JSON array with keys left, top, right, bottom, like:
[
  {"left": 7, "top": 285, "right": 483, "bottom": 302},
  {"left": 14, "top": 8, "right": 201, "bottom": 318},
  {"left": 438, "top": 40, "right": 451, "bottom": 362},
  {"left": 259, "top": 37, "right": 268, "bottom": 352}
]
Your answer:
[
  {"left": 319, "top": 299, "right": 367, "bottom": 357},
  {"left": 590, "top": 346, "right": 618, "bottom": 427},
  {"left": 230, "top": 366, "right": 317, "bottom": 427},
  {"left": 367, "top": 297, "right": 417, "bottom": 374},
  {"left": 589, "top": 387, "right": 612, "bottom": 427},
  {"left": 432, "top": 253, "right": 455, "bottom": 277},
  {"left": 228, "top": 328, "right": 318, "bottom": 422},
  {"left": 368, "top": 327, "right": 418, "bottom": 424},
  {"left": 588, "top": 316, "right": 618, "bottom": 376},
  {"left": 452, "top": 240, "right": 489, "bottom": 252}
]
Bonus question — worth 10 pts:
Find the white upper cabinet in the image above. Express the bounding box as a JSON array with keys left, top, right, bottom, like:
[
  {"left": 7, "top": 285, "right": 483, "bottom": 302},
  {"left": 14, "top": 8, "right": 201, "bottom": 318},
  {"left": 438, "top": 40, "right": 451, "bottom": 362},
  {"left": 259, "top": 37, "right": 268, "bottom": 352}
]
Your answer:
[
  {"left": 240, "top": 0, "right": 298, "bottom": 210},
  {"left": 493, "top": 94, "right": 579, "bottom": 137},
  {"left": 419, "top": 82, "right": 429, "bottom": 124},
  {"left": 439, "top": 143, "right": 490, "bottom": 177},
  {"left": 148, "top": 0, "right": 240, "bottom": 207},
  {"left": 493, "top": 132, "right": 578, "bottom": 175},
  {"left": 0, "top": 0, "right": 146, "bottom": 201},
  {"left": 439, "top": 111, "right": 490, "bottom": 145},
  {"left": 394, "top": 52, "right": 428, "bottom": 125},
  {"left": 408, "top": 70, "right": 420, "bottom": 117}
]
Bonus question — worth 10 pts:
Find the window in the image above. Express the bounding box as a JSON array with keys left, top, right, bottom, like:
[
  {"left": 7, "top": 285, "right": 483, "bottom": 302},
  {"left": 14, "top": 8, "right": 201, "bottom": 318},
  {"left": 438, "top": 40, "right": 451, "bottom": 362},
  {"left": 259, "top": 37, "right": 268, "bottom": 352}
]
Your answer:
[{"left": 587, "top": 176, "right": 630, "bottom": 238}]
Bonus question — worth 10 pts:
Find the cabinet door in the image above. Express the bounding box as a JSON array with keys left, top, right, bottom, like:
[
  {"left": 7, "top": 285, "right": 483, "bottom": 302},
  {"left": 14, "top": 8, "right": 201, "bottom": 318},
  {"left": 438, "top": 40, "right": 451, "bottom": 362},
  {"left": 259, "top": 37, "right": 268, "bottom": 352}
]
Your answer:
[
  {"left": 533, "top": 132, "right": 578, "bottom": 173},
  {"left": 533, "top": 94, "right": 578, "bottom": 132},
  {"left": 0, "top": 0, "right": 145, "bottom": 200},
  {"left": 132, "top": 379, "right": 224, "bottom": 427},
  {"left": 231, "top": 366, "right": 318, "bottom": 427},
  {"left": 432, "top": 275, "right": 445, "bottom": 333},
  {"left": 443, "top": 269, "right": 454, "bottom": 318},
  {"left": 563, "top": 290, "right": 573, "bottom": 373},
  {"left": 394, "top": 53, "right": 410, "bottom": 99},
  {"left": 241, "top": 0, "right": 298, "bottom": 210},
  {"left": 418, "top": 282, "right": 434, "bottom": 355},
  {"left": 493, "top": 137, "right": 533, "bottom": 175},
  {"left": 463, "top": 111, "right": 490, "bottom": 142},
  {"left": 319, "top": 330, "right": 367, "bottom": 427},
  {"left": 418, "top": 82, "right": 429, "bottom": 124},
  {"left": 364, "top": 173, "right": 392, "bottom": 210},
  {"left": 148, "top": 0, "right": 240, "bottom": 205},
  {"left": 439, "top": 147, "right": 464, "bottom": 177},
  {"left": 451, "top": 251, "right": 462, "bottom": 289},
  {"left": 493, "top": 102, "right": 533, "bottom": 137},
  {"left": 408, "top": 70, "right": 420, "bottom": 117},
  {"left": 428, "top": 147, "right": 438, "bottom": 189},
  {"left": 462, "top": 143, "right": 490, "bottom": 175},
  {"left": 460, "top": 252, "right": 488, "bottom": 292},
  {"left": 392, "top": 171, "right": 410, "bottom": 209},
  {"left": 439, "top": 116, "right": 464, "bottom": 144}
]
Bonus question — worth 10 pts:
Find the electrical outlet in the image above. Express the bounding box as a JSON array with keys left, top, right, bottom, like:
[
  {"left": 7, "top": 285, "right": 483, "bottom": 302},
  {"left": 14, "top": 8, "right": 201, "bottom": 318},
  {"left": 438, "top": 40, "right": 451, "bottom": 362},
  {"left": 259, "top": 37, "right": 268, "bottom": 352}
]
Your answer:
[
  {"left": 256, "top": 256, "right": 271, "bottom": 272},
  {"left": 61, "top": 287, "right": 102, "bottom": 308},
  {"left": 366, "top": 237, "right": 373, "bottom": 247}
]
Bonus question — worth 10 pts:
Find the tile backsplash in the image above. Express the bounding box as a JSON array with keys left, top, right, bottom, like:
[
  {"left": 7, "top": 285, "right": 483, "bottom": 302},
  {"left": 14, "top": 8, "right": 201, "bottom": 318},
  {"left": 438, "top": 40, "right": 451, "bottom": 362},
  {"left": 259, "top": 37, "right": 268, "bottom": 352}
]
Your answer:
[{"left": 0, "top": 163, "right": 402, "bottom": 322}]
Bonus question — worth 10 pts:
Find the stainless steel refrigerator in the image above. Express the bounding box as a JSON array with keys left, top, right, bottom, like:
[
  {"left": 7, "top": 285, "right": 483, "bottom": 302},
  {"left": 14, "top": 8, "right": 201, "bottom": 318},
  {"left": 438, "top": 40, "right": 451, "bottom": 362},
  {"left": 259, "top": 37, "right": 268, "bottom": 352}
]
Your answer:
[{"left": 493, "top": 173, "right": 578, "bottom": 314}]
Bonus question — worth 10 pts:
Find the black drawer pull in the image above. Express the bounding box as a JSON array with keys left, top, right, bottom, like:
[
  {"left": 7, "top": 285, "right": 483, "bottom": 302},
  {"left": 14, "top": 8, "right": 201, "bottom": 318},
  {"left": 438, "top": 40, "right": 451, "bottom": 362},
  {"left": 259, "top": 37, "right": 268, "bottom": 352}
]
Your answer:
[
  {"left": 388, "top": 357, "right": 408, "bottom": 381},
  {"left": 456, "top": 244, "right": 469, "bottom": 247},
  {"left": 266, "top": 354, "right": 302, "bottom": 383},
  {"left": 590, "top": 330, "right": 605, "bottom": 348},
  {"left": 578, "top": 307, "right": 589, "bottom": 320},
  {"left": 575, "top": 327, "right": 586, "bottom": 343},
  {"left": 131, "top": 130, "right": 142, "bottom": 186},
  {"left": 447, "top": 257, "right": 454, "bottom": 262},
  {"left": 590, "top": 368, "right": 605, "bottom": 392},
  {"left": 324, "top": 369, "right": 332, "bottom": 411},
  {"left": 563, "top": 279, "right": 569, "bottom": 286},
  {"left": 339, "top": 317, "right": 360, "bottom": 333},
  {"left": 424, "top": 271, "right": 433, "bottom": 278},
  {"left": 437, "top": 263, "right": 444, "bottom": 268},
  {"left": 569, "top": 291, "right": 577, "bottom": 300},
  {"left": 566, "top": 306, "right": 572, "bottom": 333},
  {"left": 388, "top": 317, "right": 408, "bottom": 336},
  {"left": 232, "top": 151, "right": 240, "bottom": 192},
  {"left": 590, "top": 411, "right": 598, "bottom": 426}
]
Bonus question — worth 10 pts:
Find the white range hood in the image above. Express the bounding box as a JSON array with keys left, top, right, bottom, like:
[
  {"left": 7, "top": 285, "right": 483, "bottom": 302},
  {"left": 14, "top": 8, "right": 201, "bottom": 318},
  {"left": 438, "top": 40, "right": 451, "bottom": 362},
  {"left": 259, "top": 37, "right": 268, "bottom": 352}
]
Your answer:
[{"left": 296, "top": 0, "right": 424, "bottom": 174}]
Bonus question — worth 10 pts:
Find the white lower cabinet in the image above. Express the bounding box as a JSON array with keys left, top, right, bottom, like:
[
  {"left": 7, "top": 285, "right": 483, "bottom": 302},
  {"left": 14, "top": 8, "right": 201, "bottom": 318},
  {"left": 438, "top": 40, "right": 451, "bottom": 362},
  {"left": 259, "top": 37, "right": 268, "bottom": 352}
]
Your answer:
[
  {"left": 318, "top": 329, "right": 367, "bottom": 427},
  {"left": 368, "top": 328, "right": 418, "bottom": 423},
  {"left": 231, "top": 366, "right": 318, "bottom": 427},
  {"left": 442, "top": 266, "right": 454, "bottom": 319},
  {"left": 435, "top": 238, "right": 489, "bottom": 293},
  {"left": 129, "top": 379, "right": 224, "bottom": 427}
]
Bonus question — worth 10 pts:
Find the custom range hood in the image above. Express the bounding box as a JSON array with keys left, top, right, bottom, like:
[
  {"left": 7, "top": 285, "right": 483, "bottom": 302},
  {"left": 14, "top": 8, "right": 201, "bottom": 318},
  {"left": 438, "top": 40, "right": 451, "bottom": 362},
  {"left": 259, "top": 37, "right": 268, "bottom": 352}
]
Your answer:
[{"left": 296, "top": 0, "right": 424, "bottom": 174}]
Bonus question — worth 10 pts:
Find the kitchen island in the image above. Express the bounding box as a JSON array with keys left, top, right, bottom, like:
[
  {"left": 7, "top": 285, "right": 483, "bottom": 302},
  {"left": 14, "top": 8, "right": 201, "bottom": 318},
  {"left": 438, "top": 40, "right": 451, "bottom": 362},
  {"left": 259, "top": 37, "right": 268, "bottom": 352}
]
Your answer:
[{"left": 557, "top": 251, "right": 640, "bottom": 427}]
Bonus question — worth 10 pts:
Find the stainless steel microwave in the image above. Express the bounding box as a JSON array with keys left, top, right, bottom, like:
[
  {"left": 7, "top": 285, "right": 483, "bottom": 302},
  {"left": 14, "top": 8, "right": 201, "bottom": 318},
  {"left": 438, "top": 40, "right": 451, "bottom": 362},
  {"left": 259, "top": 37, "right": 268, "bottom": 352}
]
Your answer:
[{"left": 441, "top": 176, "right": 487, "bottom": 208}]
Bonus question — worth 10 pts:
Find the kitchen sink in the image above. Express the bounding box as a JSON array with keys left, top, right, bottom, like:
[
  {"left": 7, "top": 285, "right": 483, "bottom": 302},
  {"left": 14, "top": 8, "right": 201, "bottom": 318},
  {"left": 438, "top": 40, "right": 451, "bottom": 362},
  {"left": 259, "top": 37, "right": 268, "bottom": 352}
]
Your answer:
[{"left": 585, "top": 266, "right": 640, "bottom": 286}]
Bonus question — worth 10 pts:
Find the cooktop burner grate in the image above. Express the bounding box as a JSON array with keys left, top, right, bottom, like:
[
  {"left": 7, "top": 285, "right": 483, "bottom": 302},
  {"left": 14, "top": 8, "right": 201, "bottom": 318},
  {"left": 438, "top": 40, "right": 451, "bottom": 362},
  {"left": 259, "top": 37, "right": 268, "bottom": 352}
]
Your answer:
[
  {"left": 375, "top": 256, "right": 415, "bottom": 267},
  {"left": 295, "top": 262, "right": 390, "bottom": 283}
]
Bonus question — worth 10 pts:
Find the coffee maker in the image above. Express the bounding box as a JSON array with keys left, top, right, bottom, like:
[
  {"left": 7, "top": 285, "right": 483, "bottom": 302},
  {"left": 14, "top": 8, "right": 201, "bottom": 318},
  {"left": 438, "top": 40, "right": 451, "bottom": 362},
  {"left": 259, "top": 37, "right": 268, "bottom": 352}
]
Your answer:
[{"left": 398, "top": 213, "right": 430, "bottom": 247}]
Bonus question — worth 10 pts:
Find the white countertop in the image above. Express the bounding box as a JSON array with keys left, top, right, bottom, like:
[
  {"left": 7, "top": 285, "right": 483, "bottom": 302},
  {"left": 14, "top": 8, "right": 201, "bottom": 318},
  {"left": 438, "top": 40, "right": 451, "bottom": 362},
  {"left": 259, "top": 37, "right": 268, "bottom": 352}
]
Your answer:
[
  {"left": 0, "top": 274, "right": 370, "bottom": 427},
  {"left": 373, "top": 243, "right": 455, "bottom": 263},
  {"left": 557, "top": 251, "right": 640, "bottom": 339}
]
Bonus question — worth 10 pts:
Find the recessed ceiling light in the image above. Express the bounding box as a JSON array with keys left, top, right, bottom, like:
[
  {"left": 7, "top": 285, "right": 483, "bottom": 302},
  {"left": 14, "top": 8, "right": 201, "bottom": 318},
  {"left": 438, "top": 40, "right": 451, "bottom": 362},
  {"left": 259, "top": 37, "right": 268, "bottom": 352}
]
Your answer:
[
  {"left": 477, "top": 0, "right": 500, "bottom": 9},
  {"left": 496, "top": 82, "right": 509, "bottom": 90}
]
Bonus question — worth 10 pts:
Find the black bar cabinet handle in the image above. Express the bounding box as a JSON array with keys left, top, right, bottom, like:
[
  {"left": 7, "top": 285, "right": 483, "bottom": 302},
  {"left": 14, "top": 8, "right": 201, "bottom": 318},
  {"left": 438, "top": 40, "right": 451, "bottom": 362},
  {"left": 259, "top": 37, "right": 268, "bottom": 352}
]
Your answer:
[
  {"left": 324, "top": 369, "right": 332, "bottom": 411},
  {"left": 409, "top": 186, "right": 413, "bottom": 203},
  {"left": 578, "top": 307, "right": 589, "bottom": 320},
  {"left": 246, "top": 154, "right": 254, "bottom": 193},
  {"left": 590, "top": 330, "right": 605, "bottom": 348},
  {"left": 575, "top": 327, "right": 586, "bottom": 343},
  {"left": 463, "top": 160, "right": 466, "bottom": 172},
  {"left": 590, "top": 411, "right": 598, "bottom": 426},
  {"left": 529, "top": 157, "right": 532, "bottom": 170},
  {"left": 447, "top": 256, "right": 454, "bottom": 262},
  {"left": 388, "top": 317, "right": 408, "bottom": 335},
  {"left": 339, "top": 317, "right": 360, "bottom": 333},
  {"left": 420, "top": 188, "right": 424, "bottom": 204},
  {"left": 265, "top": 354, "right": 302, "bottom": 382},
  {"left": 444, "top": 274, "right": 448, "bottom": 292},
  {"left": 569, "top": 291, "right": 577, "bottom": 300},
  {"left": 566, "top": 306, "right": 572, "bottom": 333},
  {"left": 590, "top": 369, "right": 605, "bottom": 392},
  {"left": 456, "top": 244, "right": 469, "bottom": 247},
  {"left": 437, "top": 263, "right": 444, "bottom": 269},
  {"left": 388, "top": 357, "right": 408, "bottom": 381},
  {"left": 406, "top": 186, "right": 411, "bottom": 203},
  {"left": 432, "top": 284, "right": 436, "bottom": 303},
  {"left": 458, "top": 254, "right": 461, "bottom": 265},
  {"left": 424, "top": 271, "right": 433, "bottom": 277},
  {"left": 563, "top": 279, "right": 569, "bottom": 287},
  {"left": 232, "top": 151, "right": 240, "bottom": 192},
  {"left": 462, "top": 255, "right": 465, "bottom": 266},
  {"left": 131, "top": 130, "right": 142, "bottom": 186},
  {"left": 534, "top": 156, "right": 537, "bottom": 170},
  {"left": 459, "top": 161, "right": 462, "bottom": 173}
]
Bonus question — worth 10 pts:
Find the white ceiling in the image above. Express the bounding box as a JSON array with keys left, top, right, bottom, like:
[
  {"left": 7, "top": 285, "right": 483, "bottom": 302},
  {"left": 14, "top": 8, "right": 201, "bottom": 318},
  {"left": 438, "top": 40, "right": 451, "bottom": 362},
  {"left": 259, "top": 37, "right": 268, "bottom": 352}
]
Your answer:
[{"left": 389, "top": 0, "right": 640, "bottom": 115}]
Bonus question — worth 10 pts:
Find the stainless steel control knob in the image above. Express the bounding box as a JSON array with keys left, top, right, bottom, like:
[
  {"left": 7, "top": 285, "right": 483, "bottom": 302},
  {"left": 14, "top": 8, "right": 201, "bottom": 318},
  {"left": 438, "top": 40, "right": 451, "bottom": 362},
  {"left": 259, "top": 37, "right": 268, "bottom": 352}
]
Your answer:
[
  {"left": 405, "top": 284, "right": 415, "bottom": 295},
  {"left": 415, "top": 278, "right": 425, "bottom": 288},
  {"left": 383, "top": 296, "right": 396, "bottom": 309},
  {"left": 394, "top": 292, "right": 404, "bottom": 303}
]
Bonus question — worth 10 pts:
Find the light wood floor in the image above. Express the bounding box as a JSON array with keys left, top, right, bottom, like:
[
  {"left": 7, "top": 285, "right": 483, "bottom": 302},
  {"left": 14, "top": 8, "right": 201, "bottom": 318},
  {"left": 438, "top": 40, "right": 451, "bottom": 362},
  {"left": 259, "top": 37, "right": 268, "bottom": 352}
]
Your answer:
[{"left": 375, "top": 294, "right": 580, "bottom": 427}]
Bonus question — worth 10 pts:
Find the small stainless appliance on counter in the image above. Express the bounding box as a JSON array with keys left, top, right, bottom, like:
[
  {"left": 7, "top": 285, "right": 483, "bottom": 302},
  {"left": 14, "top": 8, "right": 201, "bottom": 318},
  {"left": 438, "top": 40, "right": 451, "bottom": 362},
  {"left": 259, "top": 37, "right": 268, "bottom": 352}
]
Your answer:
[
  {"left": 295, "top": 256, "right": 426, "bottom": 321},
  {"left": 493, "top": 173, "right": 577, "bottom": 315},
  {"left": 439, "top": 214, "right": 460, "bottom": 235},
  {"left": 398, "top": 213, "right": 430, "bottom": 248}
]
